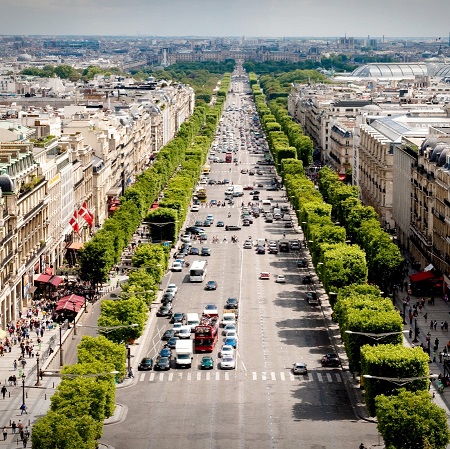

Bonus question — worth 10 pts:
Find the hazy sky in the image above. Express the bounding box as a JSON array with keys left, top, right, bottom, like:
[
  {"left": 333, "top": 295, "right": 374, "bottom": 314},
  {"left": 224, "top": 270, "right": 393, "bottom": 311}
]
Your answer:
[{"left": 1, "top": 0, "right": 449, "bottom": 38}]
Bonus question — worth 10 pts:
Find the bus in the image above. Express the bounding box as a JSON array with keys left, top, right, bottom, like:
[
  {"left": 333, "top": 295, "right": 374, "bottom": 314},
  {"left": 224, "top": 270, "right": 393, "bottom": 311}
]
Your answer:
[
  {"left": 189, "top": 260, "right": 207, "bottom": 282},
  {"left": 194, "top": 314, "right": 219, "bottom": 352}
]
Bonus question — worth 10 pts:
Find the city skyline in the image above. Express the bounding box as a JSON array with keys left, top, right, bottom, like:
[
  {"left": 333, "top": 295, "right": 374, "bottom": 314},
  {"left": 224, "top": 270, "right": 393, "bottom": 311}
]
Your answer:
[{"left": 1, "top": 0, "right": 449, "bottom": 39}]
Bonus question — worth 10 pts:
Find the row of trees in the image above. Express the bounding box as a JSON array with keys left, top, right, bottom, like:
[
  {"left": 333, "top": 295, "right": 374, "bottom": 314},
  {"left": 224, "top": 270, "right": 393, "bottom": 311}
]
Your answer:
[
  {"left": 21, "top": 65, "right": 125, "bottom": 81},
  {"left": 252, "top": 80, "right": 449, "bottom": 447},
  {"left": 31, "top": 336, "right": 125, "bottom": 449}
]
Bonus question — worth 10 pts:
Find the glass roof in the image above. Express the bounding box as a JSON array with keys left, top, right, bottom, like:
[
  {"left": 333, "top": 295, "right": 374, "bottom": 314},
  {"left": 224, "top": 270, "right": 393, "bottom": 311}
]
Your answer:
[{"left": 352, "top": 63, "right": 428, "bottom": 78}]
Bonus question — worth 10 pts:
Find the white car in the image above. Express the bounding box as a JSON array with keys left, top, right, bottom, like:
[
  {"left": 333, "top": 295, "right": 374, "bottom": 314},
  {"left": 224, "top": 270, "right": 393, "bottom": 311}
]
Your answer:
[
  {"left": 222, "top": 324, "right": 237, "bottom": 336},
  {"left": 166, "top": 284, "right": 178, "bottom": 295},
  {"left": 224, "top": 329, "right": 238, "bottom": 339},
  {"left": 292, "top": 362, "right": 308, "bottom": 375},
  {"left": 178, "top": 326, "right": 191, "bottom": 339},
  {"left": 276, "top": 275, "right": 286, "bottom": 283},
  {"left": 191, "top": 205, "right": 200, "bottom": 212},
  {"left": 172, "top": 323, "right": 183, "bottom": 335},
  {"left": 206, "top": 214, "right": 214, "bottom": 223},
  {"left": 221, "top": 355, "right": 236, "bottom": 370},
  {"left": 219, "top": 344, "right": 234, "bottom": 358},
  {"left": 171, "top": 262, "right": 182, "bottom": 272},
  {"left": 181, "top": 234, "right": 191, "bottom": 243},
  {"left": 243, "top": 240, "right": 252, "bottom": 249}
]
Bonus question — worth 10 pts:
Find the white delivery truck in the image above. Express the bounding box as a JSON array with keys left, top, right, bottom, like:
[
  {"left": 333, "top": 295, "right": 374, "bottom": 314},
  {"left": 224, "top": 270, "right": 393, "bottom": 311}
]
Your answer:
[
  {"left": 233, "top": 185, "right": 244, "bottom": 197},
  {"left": 186, "top": 313, "right": 200, "bottom": 332},
  {"left": 175, "top": 339, "right": 193, "bottom": 368}
]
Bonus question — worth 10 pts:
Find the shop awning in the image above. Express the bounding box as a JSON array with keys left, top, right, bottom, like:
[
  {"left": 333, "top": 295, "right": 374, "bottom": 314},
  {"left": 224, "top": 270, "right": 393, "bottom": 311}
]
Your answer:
[
  {"left": 35, "top": 274, "right": 52, "bottom": 284},
  {"left": 106, "top": 186, "right": 122, "bottom": 197},
  {"left": 55, "top": 294, "right": 85, "bottom": 313},
  {"left": 49, "top": 276, "right": 63, "bottom": 287},
  {"left": 67, "top": 242, "right": 84, "bottom": 250},
  {"left": 45, "top": 267, "right": 53, "bottom": 275},
  {"left": 410, "top": 271, "right": 434, "bottom": 283}
]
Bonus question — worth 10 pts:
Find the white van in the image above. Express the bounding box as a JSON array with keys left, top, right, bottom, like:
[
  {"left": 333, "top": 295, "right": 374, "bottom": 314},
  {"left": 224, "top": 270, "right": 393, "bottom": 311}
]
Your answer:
[
  {"left": 186, "top": 313, "right": 200, "bottom": 332},
  {"left": 262, "top": 200, "right": 272, "bottom": 206},
  {"left": 222, "top": 312, "right": 237, "bottom": 327}
]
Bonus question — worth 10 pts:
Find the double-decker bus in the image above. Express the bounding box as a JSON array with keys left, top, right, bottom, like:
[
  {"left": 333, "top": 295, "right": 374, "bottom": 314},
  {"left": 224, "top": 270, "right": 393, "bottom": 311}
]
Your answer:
[
  {"left": 189, "top": 260, "right": 207, "bottom": 282},
  {"left": 194, "top": 314, "right": 219, "bottom": 352}
]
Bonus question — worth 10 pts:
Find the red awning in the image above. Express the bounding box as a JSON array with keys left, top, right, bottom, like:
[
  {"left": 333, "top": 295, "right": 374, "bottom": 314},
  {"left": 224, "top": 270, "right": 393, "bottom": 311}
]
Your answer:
[
  {"left": 49, "top": 276, "right": 63, "bottom": 287},
  {"left": 55, "top": 294, "right": 85, "bottom": 313},
  {"left": 338, "top": 174, "right": 346, "bottom": 181},
  {"left": 45, "top": 267, "right": 53, "bottom": 275},
  {"left": 410, "top": 271, "right": 434, "bottom": 283},
  {"left": 35, "top": 274, "right": 52, "bottom": 284}
]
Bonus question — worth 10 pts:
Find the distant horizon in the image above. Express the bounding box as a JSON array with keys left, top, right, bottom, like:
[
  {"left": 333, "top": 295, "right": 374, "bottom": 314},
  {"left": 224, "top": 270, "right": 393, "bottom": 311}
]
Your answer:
[{"left": 0, "top": 0, "right": 449, "bottom": 38}]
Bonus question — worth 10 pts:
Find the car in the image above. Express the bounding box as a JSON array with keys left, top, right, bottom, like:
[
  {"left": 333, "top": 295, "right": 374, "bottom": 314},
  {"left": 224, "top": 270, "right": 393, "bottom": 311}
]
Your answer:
[
  {"left": 198, "top": 232, "right": 208, "bottom": 241},
  {"left": 171, "top": 322, "right": 183, "bottom": 335},
  {"left": 225, "top": 297, "right": 239, "bottom": 309},
  {"left": 221, "top": 355, "right": 236, "bottom": 370},
  {"left": 138, "top": 357, "right": 154, "bottom": 371},
  {"left": 201, "top": 356, "right": 214, "bottom": 370},
  {"left": 155, "top": 356, "right": 171, "bottom": 371},
  {"left": 284, "top": 222, "right": 293, "bottom": 228},
  {"left": 171, "top": 312, "right": 186, "bottom": 324},
  {"left": 225, "top": 225, "right": 241, "bottom": 231},
  {"left": 162, "top": 329, "right": 176, "bottom": 341},
  {"left": 297, "top": 259, "right": 308, "bottom": 268},
  {"left": 166, "top": 336, "right": 179, "bottom": 349},
  {"left": 268, "top": 245, "right": 278, "bottom": 254},
  {"left": 203, "top": 220, "right": 212, "bottom": 227},
  {"left": 216, "top": 221, "right": 225, "bottom": 227},
  {"left": 252, "top": 195, "right": 260, "bottom": 201},
  {"left": 205, "top": 280, "right": 218, "bottom": 290},
  {"left": 208, "top": 179, "right": 216, "bottom": 185},
  {"left": 206, "top": 214, "right": 214, "bottom": 222},
  {"left": 267, "top": 196, "right": 274, "bottom": 201},
  {"left": 292, "top": 362, "right": 308, "bottom": 375},
  {"left": 249, "top": 170, "right": 255, "bottom": 175},
  {"left": 249, "top": 190, "right": 260, "bottom": 195},
  {"left": 191, "top": 205, "right": 200, "bottom": 212},
  {"left": 257, "top": 245, "right": 266, "bottom": 254},
  {"left": 222, "top": 324, "right": 237, "bottom": 336},
  {"left": 181, "top": 234, "right": 191, "bottom": 243},
  {"left": 321, "top": 353, "right": 340, "bottom": 367},
  {"left": 243, "top": 186, "right": 253, "bottom": 190},
  {"left": 267, "top": 186, "right": 278, "bottom": 191},
  {"left": 210, "top": 199, "right": 218, "bottom": 205},
  {"left": 224, "top": 329, "right": 238, "bottom": 339},
  {"left": 157, "top": 305, "right": 172, "bottom": 317},
  {"left": 166, "top": 284, "right": 178, "bottom": 295},
  {"left": 276, "top": 275, "right": 286, "bottom": 283},
  {"left": 302, "top": 275, "right": 313, "bottom": 284},
  {"left": 201, "top": 247, "right": 211, "bottom": 256},
  {"left": 265, "top": 216, "right": 273, "bottom": 223},
  {"left": 162, "top": 291, "right": 175, "bottom": 302},
  {"left": 195, "top": 220, "right": 203, "bottom": 227},
  {"left": 186, "top": 226, "right": 205, "bottom": 235},
  {"left": 242, "top": 219, "right": 250, "bottom": 226},
  {"left": 260, "top": 271, "right": 271, "bottom": 280},
  {"left": 257, "top": 170, "right": 263, "bottom": 175},
  {"left": 257, "top": 183, "right": 264, "bottom": 188},
  {"left": 223, "top": 179, "right": 230, "bottom": 184},
  {"left": 306, "top": 291, "right": 319, "bottom": 305},
  {"left": 171, "top": 261, "right": 183, "bottom": 272},
  {"left": 189, "top": 247, "right": 200, "bottom": 256},
  {"left": 220, "top": 344, "right": 235, "bottom": 358},
  {"left": 159, "top": 347, "right": 172, "bottom": 359},
  {"left": 178, "top": 326, "right": 191, "bottom": 339},
  {"left": 224, "top": 336, "right": 238, "bottom": 349},
  {"left": 241, "top": 168, "right": 248, "bottom": 174},
  {"left": 243, "top": 240, "right": 252, "bottom": 249},
  {"left": 290, "top": 241, "right": 301, "bottom": 250}
]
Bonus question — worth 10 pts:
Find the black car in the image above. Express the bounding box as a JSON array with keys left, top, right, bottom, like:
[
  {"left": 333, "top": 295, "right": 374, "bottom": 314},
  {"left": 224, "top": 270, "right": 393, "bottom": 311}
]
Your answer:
[
  {"left": 302, "top": 275, "right": 313, "bottom": 284},
  {"left": 205, "top": 280, "right": 218, "bottom": 290},
  {"left": 186, "top": 226, "right": 205, "bottom": 235},
  {"left": 171, "top": 312, "right": 186, "bottom": 324},
  {"left": 190, "top": 247, "right": 200, "bottom": 256},
  {"left": 157, "top": 305, "right": 172, "bottom": 317},
  {"left": 138, "top": 357, "right": 153, "bottom": 371},
  {"left": 321, "top": 353, "right": 340, "bottom": 367},
  {"left": 155, "top": 356, "right": 171, "bottom": 371},
  {"left": 201, "top": 247, "right": 211, "bottom": 256},
  {"left": 253, "top": 195, "right": 260, "bottom": 201},
  {"left": 297, "top": 259, "right": 308, "bottom": 268},
  {"left": 166, "top": 336, "right": 179, "bottom": 349},
  {"left": 284, "top": 222, "right": 293, "bottom": 228},
  {"left": 257, "top": 245, "right": 266, "bottom": 254},
  {"left": 225, "top": 297, "right": 239, "bottom": 309},
  {"left": 162, "top": 329, "right": 176, "bottom": 341},
  {"left": 306, "top": 291, "right": 319, "bottom": 305},
  {"left": 225, "top": 225, "right": 242, "bottom": 231}
]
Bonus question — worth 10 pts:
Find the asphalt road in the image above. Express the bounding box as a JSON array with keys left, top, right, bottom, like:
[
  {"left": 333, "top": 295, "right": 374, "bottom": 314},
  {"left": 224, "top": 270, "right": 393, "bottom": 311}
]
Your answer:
[{"left": 101, "top": 73, "right": 380, "bottom": 449}]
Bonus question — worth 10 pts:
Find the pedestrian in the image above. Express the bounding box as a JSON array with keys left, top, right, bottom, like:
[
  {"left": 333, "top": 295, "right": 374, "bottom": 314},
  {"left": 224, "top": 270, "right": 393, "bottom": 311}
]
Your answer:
[
  {"left": 432, "top": 351, "right": 436, "bottom": 362},
  {"left": 441, "top": 322, "right": 445, "bottom": 331},
  {"left": 13, "top": 359, "right": 17, "bottom": 370},
  {"left": 409, "top": 327, "right": 413, "bottom": 338},
  {"left": 434, "top": 320, "right": 438, "bottom": 330},
  {"left": 20, "top": 403, "right": 27, "bottom": 415},
  {"left": 445, "top": 321, "right": 449, "bottom": 332},
  {"left": 11, "top": 421, "right": 16, "bottom": 434},
  {"left": 430, "top": 320, "right": 434, "bottom": 330},
  {"left": 3, "top": 427, "right": 7, "bottom": 440},
  {"left": 435, "top": 338, "right": 440, "bottom": 349},
  {"left": 128, "top": 367, "right": 134, "bottom": 378},
  {"left": 1, "top": 385, "right": 7, "bottom": 399},
  {"left": 17, "top": 421, "right": 22, "bottom": 434},
  {"left": 424, "top": 313, "right": 428, "bottom": 322},
  {"left": 22, "top": 436, "right": 28, "bottom": 448},
  {"left": 409, "top": 313, "right": 413, "bottom": 325},
  {"left": 24, "top": 427, "right": 30, "bottom": 439}
]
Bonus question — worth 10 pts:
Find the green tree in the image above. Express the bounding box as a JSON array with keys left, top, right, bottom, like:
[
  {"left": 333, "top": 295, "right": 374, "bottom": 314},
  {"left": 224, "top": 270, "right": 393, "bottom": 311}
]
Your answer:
[{"left": 376, "top": 390, "right": 450, "bottom": 449}]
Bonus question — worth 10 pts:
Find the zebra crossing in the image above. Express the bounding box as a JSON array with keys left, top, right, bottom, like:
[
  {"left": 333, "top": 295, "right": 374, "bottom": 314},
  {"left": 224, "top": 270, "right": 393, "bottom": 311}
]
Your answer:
[{"left": 138, "top": 370, "right": 343, "bottom": 383}]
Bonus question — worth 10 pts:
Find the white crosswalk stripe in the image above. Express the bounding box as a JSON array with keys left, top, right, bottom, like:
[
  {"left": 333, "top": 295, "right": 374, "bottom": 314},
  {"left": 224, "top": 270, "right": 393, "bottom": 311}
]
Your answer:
[{"left": 140, "top": 371, "right": 343, "bottom": 383}]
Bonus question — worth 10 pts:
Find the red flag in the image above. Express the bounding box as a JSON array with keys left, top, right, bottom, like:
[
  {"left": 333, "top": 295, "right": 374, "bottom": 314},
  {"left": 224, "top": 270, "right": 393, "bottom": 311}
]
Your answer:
[
  {"left": 69, "top": 211, "right": 80, "bottom": 235},
  {"left": 78, "top": 202, "right": 93, "bottom": 227}
]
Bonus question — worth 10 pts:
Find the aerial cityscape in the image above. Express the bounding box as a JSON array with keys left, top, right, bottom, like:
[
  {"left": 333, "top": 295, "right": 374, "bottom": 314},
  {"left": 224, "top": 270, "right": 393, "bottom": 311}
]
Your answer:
[{"left": 1, "top": 3, "right": 450, "bottom": 448}]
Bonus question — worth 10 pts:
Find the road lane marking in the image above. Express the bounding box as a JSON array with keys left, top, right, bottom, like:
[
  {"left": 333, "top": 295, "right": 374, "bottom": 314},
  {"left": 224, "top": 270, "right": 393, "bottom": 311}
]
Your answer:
[
  {"left": 197, "top": 372, "right": 201, "bottom": 381},
  {"left": 149, "top": 373, "right": 155, "bottom": 382},
  {"left": 289, "top": 373, "right": 295, "bottom": 381},
  {"left": 271, "top": 372, "right": 276, "bottom": 381},
  {"left": 336, "top": 373, "right": 342, "bottom": 382},
  {"left": 224, "top": 372, "right": 229, "bottom": 381},
  {"left": 206, "top": 372, "right": 210, "bottom": 381},
  {"left": 308, "top": 373, "right": 314, "bottom": 382},
  {"left": 216, "top": 372, "right": 220, "bottom": 381},
  {"left": 187, "top": 373, "right": 191, "bottom": 381},
  {"left": 317, "top": 373, "right": 323, "bottom": 382},
  {"left": 262, "top": 372, "right": 267, "bottom": 381},
  {"left": 253, "top": 372, "right": 257, "bottom": 380},
  {"left": 159, "top": 373, "right": 164, "bottom": 381},
  {"left": 139, "top": 373, "right": 145, "bottom": 381},
  {"left": 280, "top": 372, "right": 285, "bottom": 381},
  {"left": 326, "top": 373, "right": 333, "bottom": 382},
  {"left": 168, "top": 373, "right": 174, "bottom": 382}
]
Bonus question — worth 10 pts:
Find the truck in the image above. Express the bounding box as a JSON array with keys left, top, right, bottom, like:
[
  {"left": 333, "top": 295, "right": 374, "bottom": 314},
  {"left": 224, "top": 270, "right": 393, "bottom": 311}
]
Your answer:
[
  {"left": 232, "top": 185, "right": 244, "bottom": 197},
  {"left": 175, "top": 339, "right": 193, "bottom": 368}
]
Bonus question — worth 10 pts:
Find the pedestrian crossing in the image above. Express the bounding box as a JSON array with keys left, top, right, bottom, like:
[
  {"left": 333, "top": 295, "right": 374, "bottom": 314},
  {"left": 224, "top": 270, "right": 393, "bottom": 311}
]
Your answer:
[{"left": 138, "top": 370, "right": 343, "bottom": 383}]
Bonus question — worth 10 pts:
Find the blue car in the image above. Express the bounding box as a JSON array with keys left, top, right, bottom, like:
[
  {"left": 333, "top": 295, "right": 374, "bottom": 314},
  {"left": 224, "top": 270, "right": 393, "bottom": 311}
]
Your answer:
[
  {"left": 224, "top": 336, "right": 238, "bottom": 349},
  {"left": 159, "top": 347, "right": 172, "bottom": 359}
]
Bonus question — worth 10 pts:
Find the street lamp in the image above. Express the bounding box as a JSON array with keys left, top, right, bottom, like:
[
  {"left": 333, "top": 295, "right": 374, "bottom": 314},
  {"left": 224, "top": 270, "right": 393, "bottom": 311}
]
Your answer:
[
  {"left": 345, "top": 330, "right": 408, "bottom": 341},
  {"left": 22, "top": 374, "right": 26, "bottom": 407},
  {"left": 59, "top": 323, "right": 64, "bottom": 367},
  {"left": 363, "top": 374, "right": 438, "bottom": 387},
  {"left": 35, "top": 352, "right": 41, "bottom": 386}
]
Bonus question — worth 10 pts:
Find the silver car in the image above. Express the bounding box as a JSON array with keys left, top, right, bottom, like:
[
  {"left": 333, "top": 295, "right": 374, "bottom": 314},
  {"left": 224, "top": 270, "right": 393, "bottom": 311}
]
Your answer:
[
  {"left": 221, "top": 355, "right": 236, "bottom": 370},
  {"left": 292, "top": 362, "right": 307, "bottom": 375}
]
